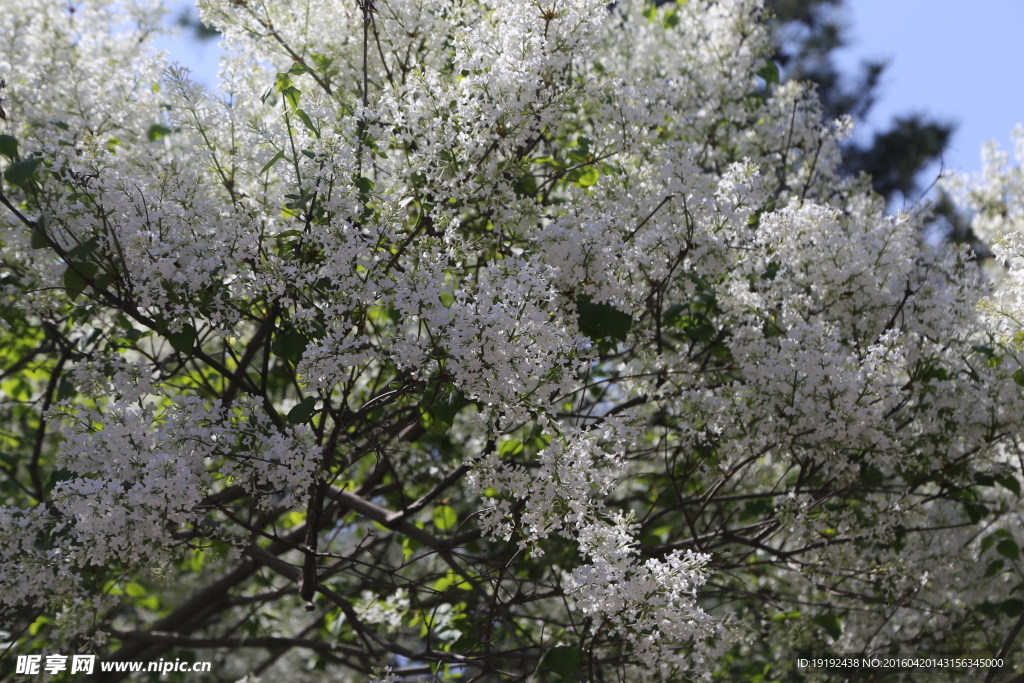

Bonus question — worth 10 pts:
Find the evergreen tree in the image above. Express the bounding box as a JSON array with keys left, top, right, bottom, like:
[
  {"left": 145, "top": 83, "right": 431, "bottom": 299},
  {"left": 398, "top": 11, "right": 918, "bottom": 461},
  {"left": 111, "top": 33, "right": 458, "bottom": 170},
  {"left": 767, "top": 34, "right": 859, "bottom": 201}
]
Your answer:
[{"left": 767, "top": 0, "right": 954, "bottom": 201}]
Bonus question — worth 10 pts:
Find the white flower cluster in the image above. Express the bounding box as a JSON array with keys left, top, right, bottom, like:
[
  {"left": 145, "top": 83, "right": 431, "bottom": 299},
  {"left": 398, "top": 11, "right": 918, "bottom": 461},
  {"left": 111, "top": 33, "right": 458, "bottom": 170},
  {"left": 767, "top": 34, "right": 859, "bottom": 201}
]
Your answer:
[
  {"left": 471, "top": 427, "right": 623, "bottom": 548},
  {"left": 470, "top": 422, "right": 724, "bottom": 670},
  {"left": 2, "top": 0, "right": 1024, "bottom": 678},
  {"left": 356, "top": 588, "right": 409, "bottom": 629},
  {"left": 567, "top": 514, "right": 722, "bottom": 677},
  {"left": 946, "top": 127, "right": 1024, "bottom": 342}
]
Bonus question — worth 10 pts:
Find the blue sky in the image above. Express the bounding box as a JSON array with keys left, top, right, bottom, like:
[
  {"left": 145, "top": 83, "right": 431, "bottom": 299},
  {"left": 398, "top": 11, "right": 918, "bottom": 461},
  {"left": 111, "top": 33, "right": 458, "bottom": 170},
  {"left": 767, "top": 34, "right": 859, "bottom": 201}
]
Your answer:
[
  {"left": 155, "top": 0, "right": 1024, "bottom": 178},
  {"left": 151, "top": 4, "right": 222, "bottom": 89},
  {"left": 833, "top": 0, "right": 1024, "bottom": 178}
]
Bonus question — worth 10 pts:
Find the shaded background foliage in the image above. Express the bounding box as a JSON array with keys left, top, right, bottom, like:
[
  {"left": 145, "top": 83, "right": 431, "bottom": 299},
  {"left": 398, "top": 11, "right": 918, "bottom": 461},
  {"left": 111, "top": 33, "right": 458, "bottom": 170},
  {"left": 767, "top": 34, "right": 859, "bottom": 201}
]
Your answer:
[
  {"left": 762, "top": 0, "right": 989, "bottom": 255},
  {"left": 764, "top": 0, "right": 952, "bottom": 202}
]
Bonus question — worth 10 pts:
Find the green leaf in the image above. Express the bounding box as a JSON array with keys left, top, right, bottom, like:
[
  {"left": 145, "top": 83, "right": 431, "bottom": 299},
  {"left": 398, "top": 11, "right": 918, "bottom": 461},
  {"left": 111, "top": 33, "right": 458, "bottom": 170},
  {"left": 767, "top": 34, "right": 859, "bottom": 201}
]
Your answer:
[
  {"left": 56, "top": 376, "right": 77, "bottom": 402},
  {"left": 288, "top": 61, "right": 313, "bottom": 76},
  {"left": 354, "top": 176, "right": 375, "bottom": 193},
  {"left": 513, "top": 174, "right": 537, "bottom": 198},
  {"left": 46, "top": 467, "right": 74, "bottom": 494},
  {"left": 998, "top": 539, "right": 1020, "bottom": 560},
  {"left": 147, "top": 124, "right": 172, "bottom": 142},
  {"left": 259, "top": 82, "right": 276, "bottom": 105},
  {"left": 1013, "top": 369, "right": 1024, "bottom": 387},
  {"left": 281, "top": 85, "right": 301, "bottom": 111},
  {"left": 273, "top": 72, "right": 293, "bottom": 93},
  {"left": 0, "top": 134, "right": 18, "bottom": 159},
  {"left": 982, "top": 535, "right": 996, "bottom": 553},
  {"left": 986, "top": 560, "right": 1005, "bottom": 578},
  {"left": 498, "top": 439, "right": 523, "bottom": 457},
  {"left": 28, "top": 618, "right": 50, "bottom": 638},
  {"left": 451, "top": 634, "right": 478, "bottom": 651},
  {"left": 4, "top": 158, "right": 39, "bottom": 187},
  {"left": 94, "top": 272, "right": 114, "bottom": 291},
  {"left": 432, "top": 569, "right": 470, "bottom": 592},
  {"left": 184, "top": 548, "right": 206, "bottom": 573},
  {"left": 541, "top": 646, "right": 581, "bottom": 676},
  {"left": 285, "top": 192, "right": 316, "bottom": 210},
  {"left": 432, "top": 573, "right": 454, "bottom": 592},
  {"left": 401, "top": 535, "right": 422, "bottom": 560},
  {"left": 432, "top": 505, "right": 457, "bottom": 531},
  {"left": 272, "top": 330, "right": 309, "bottom": 365},
  {"left": 167, "top": 324, "right": 197, "bottom": 355},
  {"left": 771, "top": 610, "right": 802, "bottom": 622},
  {"left": 124, "top": 582, "right": 147, "bottom": 598},
  {"left": 977, "top": 601, "right": 1000, "bottom": 618},
  {"left": 757, "top": 61, "right": 780, "bottom": 85},
  {"left": 973, "top": 344, "right": 996, "bottom": 358},
  {"left": 288, "top": 396, "right": 317, "bottom": 424},
  {"left": 684, "top": 323, "right": 716, "bottom": 343},
  {"left": 812, "top": 613, "right": 842, "bottom": 639},
  {"left": 997, "top": 475, "right": 1022, "bottom": 497},
  {"left": 576, "top": 295, "right": 632, "bottom": 343},
  {"left": 692, "top": 291, "right": 716, "bottom": 308},
  {"left": 709, "top": 342, "right": 732, "bottom": 360},
  {"left": 310, "top": 53, "right": 333, "bottom": 71},
  {"left": 295, "top": 109, "right": 320, "bottom": 139},
  {"left": 137, "top": 595, "right": 160, "bottom": 610},
  {"left": 418, "top": 389, "right": 464, "bottom": 436},
  {"left": 662, "top": 303, "right": 687, "bottom": 327},
  {"left": 66, "top": 236, "right": 99, "bottom": 262},
  {"left": 1003, "top": 598, "right": 1024, "bottom": 617},
  {"left": 260, "top": 151, "right": 286, "bottom": 175},
  {"left": 31, "top": 215, "right": 49, "bottom": 249},
  {"left": 63, "top": 262, "right": 98, "bottom": 300},
  {"left": 568, "top": 166, "right": 599, "bottom": 187},
  {"left": 965, "top": 502, "right": 990, "bottom": 523}
]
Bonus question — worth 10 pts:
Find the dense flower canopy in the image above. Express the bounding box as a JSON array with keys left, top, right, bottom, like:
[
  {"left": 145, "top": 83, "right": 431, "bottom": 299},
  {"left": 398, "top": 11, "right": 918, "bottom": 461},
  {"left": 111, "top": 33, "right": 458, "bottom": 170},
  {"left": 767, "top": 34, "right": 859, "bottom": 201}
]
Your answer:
[{"left": 1, "top": 0, "right": 1024, "bottom": 680}]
